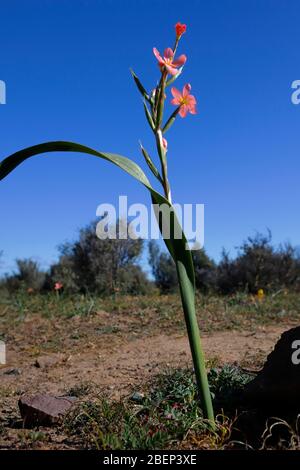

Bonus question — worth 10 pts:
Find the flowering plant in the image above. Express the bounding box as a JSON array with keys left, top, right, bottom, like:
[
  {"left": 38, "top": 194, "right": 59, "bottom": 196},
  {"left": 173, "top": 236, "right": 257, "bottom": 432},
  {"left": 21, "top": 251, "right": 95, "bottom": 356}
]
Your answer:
[{"left": 0, "top": 23, "right": 214, "bottom": 424}]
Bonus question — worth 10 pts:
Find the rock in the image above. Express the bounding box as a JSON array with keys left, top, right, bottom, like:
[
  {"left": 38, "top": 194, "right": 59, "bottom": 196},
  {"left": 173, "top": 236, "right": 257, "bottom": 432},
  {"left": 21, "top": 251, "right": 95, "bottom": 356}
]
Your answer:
[
  {"left": 130, "top": 391, "right": 145, "bottom": 403},
  {"left": 18, "top": 394, "right": 76, "bottom": 427},
  {"left": 244, "top": 326, "right": 300, "bottom": 410},
  {"left": 34, "top": 353, "right": 64, "bottom": 369},
  {"left": 2, "top": 367, "right": 21, "bottom": 375}
]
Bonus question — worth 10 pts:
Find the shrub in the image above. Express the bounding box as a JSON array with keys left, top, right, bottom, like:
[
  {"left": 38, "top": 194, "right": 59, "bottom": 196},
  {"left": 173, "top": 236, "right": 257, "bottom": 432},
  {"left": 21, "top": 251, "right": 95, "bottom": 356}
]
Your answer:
[
  {"left": 217, "top": 232, "right": 300, "bottom": 294},
  {"left": 149, "top": 242, "right": 217, "bottom": 294},
  {"left": 47, "top": 219, "right": 148, "bottom": 295},
  {"left": 4, "top": 258, "right": 45, "bottom": 293},
  {"left": 192, "top": 248, "right": 217, "bottom": 293},
  {"left": 148, "top": 241, "right": 177, "bottom": 293}
]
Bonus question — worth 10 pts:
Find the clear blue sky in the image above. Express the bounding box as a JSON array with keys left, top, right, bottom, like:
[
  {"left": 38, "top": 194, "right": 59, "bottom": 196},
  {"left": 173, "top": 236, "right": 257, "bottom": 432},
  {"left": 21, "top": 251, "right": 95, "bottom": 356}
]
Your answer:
[{"left": 0, "top": 0, "right": 299, "bottom": 275}]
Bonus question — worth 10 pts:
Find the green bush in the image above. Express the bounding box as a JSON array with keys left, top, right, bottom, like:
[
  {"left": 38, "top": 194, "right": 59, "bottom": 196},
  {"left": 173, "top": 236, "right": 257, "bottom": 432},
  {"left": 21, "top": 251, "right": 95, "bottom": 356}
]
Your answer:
[
  {"left": 148, "top": 241, "right": 177, "bottom": 293},
  {"left": 217, "top": 232, "right": 300, "bottom": 294},
  {"left": 3, "top": 258, "right": 46, "bottom": 293},
  {"left": 47, "top": 219, "right": 149, "bottom": 295}
]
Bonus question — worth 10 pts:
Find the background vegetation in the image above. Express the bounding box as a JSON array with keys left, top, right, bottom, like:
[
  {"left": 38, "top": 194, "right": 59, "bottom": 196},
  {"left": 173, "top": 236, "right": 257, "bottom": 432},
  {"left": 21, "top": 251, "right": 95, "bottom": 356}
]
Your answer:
[{"left": 1, "top": 221, "right": 299, "bottom": 298}]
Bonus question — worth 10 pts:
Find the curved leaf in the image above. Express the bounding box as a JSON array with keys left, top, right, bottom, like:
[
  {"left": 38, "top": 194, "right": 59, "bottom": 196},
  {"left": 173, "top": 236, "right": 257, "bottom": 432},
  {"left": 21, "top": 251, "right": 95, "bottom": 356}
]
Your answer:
[
  {"left": 0, "top": 140, "right": 214, "bottom": 419},
  {"left": 0, "top": 141, "right": 195, "bottom": 291},
  {"left": 0, "top": 141, "right": 150, "bottom": 187}
]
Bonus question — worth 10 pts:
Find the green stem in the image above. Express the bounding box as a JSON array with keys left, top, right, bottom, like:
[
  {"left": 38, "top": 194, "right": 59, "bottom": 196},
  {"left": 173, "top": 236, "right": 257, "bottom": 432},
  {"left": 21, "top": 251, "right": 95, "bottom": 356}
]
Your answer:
[
  {"left": 175, "top": 260, "right": 215, "bottom": 427},
  {"left": 172, "top": 37, "right": 179, "bottom": 56},
  {"left": 155, "top": 131, "right": 171, "bottom": 203}
]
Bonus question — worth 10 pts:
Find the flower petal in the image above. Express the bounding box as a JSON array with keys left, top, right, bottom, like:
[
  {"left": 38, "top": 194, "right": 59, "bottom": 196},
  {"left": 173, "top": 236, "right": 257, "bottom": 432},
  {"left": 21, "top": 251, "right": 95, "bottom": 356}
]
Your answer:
[
  {"left": 153, "top": 47, "right": 164, "bottom": 64},
  {"left": 171, "top": 97, "right": 180, "bottom": 106},
  {"left": 179, "top": 104, "right": 188, "bottom": 118},
  {"left": 164, "top": 47, "right": 174, "bottom": 59},
  {"left": 172, "top": 54, "right": 187, "bottom": 67},
  {"left": 171, "top": 87, "right": 182, "bottom": 100},
  {"left": 186, "top": 94, "right": 196, "bottom": 105}
]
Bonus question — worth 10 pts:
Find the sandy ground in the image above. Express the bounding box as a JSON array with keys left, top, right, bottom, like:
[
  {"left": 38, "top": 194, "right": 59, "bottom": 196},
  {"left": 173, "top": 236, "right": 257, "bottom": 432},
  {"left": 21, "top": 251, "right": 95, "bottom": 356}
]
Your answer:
[
  {"left": 1, "top": 323, "right": 291, "bottom": 398},
  {"left": 0, "top": 309, "right": 296, "bottom": 449}
]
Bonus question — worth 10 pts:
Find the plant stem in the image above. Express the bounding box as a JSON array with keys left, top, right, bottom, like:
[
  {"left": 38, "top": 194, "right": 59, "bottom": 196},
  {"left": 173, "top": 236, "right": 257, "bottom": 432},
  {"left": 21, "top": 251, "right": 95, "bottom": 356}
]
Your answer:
[
  {"left": 175, "top": 260, "right": 215, "bottom": 427},
  {"left": 156, "top": 72, "right": 167, "bottom": 130},
  {"left": 155, "top": 131, "right": 171, "bottom": 203}
]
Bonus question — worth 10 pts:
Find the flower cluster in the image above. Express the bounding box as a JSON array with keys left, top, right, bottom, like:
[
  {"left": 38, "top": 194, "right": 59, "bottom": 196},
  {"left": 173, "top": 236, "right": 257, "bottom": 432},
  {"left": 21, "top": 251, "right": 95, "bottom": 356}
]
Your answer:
[
  {"left": 131, "top": 22, "right": 197, "bottom": 202},
  {"left": 152, "top": 22, "right": 197, "bottom": 118}
]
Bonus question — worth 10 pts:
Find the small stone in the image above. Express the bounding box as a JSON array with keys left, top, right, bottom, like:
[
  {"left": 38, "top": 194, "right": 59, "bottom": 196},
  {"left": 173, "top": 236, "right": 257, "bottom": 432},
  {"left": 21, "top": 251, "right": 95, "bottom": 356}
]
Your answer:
[
  {"left": 34, "top": 353, "right": 64, "bottom": 369},
  {"left": 244, "top": 326, "right": 300, "bottom": 410},
  {"left": 2, "top": 368, "right": 21, "bottom": 375},
  {"left": 130, "top": 391, "right": 145, "bottom": 403},
  {"left": 18, "top": 394, "right": 76, "bottom": 427}
]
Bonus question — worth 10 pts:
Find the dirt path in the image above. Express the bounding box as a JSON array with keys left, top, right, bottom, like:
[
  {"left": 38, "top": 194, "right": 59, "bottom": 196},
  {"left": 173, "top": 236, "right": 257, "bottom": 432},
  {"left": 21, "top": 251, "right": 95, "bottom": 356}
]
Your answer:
[{"left": 1, "top": 324, "right": 291, "bottom": 400}]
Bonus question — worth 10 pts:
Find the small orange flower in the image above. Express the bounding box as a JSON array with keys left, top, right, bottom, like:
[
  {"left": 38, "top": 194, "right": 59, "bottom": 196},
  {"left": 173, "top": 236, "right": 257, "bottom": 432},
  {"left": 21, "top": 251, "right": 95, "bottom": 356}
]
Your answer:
[{"left": 175, "top": 22, "right": 187, "bottom": 38}]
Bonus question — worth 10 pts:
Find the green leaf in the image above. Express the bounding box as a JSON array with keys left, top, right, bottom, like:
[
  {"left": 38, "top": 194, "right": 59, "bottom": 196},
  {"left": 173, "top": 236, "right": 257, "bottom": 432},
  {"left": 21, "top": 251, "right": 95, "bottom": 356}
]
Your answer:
[
  {"left": 0, "top": 140, "right": 195, "bottom": 292},
  {"left": 143, "top": 101, "right": 155, "bottom": 131},
  {"left": 0, "top": 141, "right": 151, "bottom": 187},
  {"left": 139, "top": 142, "right": 163, "bottom": 184},
  {"left": 150, "top": 193, "right": 195, "bottom": 291},
  {"left": 130, "top": 69, "right": 150, "bottom": 101},
  {"left": 162, "top": 107, "right": 180, "bottom": 134}
]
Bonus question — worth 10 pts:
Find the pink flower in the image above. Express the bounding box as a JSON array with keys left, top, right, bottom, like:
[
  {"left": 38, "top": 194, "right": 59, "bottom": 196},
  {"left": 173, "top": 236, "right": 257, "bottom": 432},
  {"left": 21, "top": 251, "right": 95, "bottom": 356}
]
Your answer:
[
  {"left": 171, "top": 83, "right": 197, "bottom": 118},
  {"left": 153, "top": 47, "right": 186, "bottom": 76},
  {"left": 54, "top": 282, "right": 63, "bottom": 291},
  {"left": 175, "top": 22, "right": 187, "bottom": 38}
]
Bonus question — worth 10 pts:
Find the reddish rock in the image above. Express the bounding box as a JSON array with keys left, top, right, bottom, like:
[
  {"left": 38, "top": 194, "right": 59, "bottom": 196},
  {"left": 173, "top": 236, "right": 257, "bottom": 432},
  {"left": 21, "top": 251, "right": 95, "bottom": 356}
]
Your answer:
[{"left": 19, "top": 394, "right": 76, "bottom": 427}]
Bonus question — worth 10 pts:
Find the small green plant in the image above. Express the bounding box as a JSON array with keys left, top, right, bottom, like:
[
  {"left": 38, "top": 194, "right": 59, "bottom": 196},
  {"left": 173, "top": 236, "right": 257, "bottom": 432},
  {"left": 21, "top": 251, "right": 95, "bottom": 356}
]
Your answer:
[
  {"left": 65, "top": 367, "right": 251, "bottom": 450},
  {"left": 208, "top": 365, "right": 252, "bottom": 408}
]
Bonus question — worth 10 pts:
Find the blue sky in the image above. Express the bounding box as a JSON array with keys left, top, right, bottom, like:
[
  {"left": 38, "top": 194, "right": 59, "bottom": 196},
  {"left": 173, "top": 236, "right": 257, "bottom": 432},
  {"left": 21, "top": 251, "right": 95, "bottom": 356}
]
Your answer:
[{"left": 0, "top": 0, "right": 299, "bottom": 275}]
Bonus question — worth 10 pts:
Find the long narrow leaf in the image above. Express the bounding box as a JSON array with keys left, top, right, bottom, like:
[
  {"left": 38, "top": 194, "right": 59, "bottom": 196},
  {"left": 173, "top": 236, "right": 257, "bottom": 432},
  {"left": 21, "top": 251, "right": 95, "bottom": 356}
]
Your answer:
[
  {"left": 0, "top": 140, "right": 214, "bottom": 421},
  {"left": 0, "top": 141, "right": 195, "bottom": 290},
  {"left": 139, "top": 142, "right": 162, "bottom": 183},
  {"left": 130, "top": 69, "right": 150, "bottom": 101}
]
